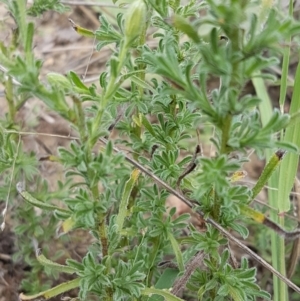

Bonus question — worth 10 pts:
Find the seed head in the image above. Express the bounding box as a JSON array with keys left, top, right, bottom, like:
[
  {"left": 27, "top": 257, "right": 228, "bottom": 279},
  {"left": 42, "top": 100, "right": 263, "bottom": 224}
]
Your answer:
[{"left": 124, "top": 0, "right": 147, "bottom": 46}]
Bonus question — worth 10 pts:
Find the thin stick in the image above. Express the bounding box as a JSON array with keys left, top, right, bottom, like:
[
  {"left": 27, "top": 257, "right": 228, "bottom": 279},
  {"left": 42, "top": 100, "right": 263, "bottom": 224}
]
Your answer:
[
  {"left": 171, "top": 251, "right": 205, "bottom": 296},
  {"left": 0, "top": 65, "right": 21, "bottom": 86},
  {"left": 82, "top": 36, "right": 96, "bottom": 81},
  {"left": 176, "top": 144, "right": 201, "bottom": 189}
]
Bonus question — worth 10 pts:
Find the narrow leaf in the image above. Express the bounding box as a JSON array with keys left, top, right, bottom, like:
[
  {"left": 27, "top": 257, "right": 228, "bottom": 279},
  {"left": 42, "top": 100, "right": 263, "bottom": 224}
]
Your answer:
[
  {"left": 167, "top": 232, "right": 184, "bottom": 272},
  {"left": 278, "top": 59, "right": 300, "bottom": 212},
  {"left": 142, "top": 287, "right": 184, "bottom": 301},
  {"left": 69, "top": 19, "right": 95, "bottom": 38},
  {"left": 37, "top": 253, "right": 77, "bottom": 274},
  {"left": 69, "top": 71, "right": 89, "bottom": 91},
  {"left": 171, "top": 15, "right": 200, "bottom": 43},
  {"left": 16, "top": 182, "right": 69, "bottom": 213},
  {"left": 140, "top": 113, "right": 157, "bottom": 137},
  {"left": 19, "top": 278, "right": 80, "bottom": 300},
  {"left": 60, "top": 216, "right": 76, "bottom": 234},
  {"left": 251, "top": 150, "right": 285, "bottom": 199},
  {"left": 116, "top": 169, "right": 140, "bottom": 232},
  {"left": 25, "top": 22, "right": 34, "bottom": 61}
]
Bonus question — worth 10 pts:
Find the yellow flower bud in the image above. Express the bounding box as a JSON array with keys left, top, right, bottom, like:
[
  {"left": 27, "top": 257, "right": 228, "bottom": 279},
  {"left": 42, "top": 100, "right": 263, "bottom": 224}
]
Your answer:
[{"left": 124, "top": 0, "right": 147, "bottom": 46}]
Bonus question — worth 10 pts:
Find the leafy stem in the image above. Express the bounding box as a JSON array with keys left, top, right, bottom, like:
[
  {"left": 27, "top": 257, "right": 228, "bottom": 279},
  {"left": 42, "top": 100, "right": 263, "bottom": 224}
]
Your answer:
[
  {"left": 220, "top": 114, "right": 232, "bottom": 154},
  {"left": 90, "top": 42, "right": 129, "bottom": 148},
  {"left": 5, "top": 76, "right": 16, "bottom": 123}
]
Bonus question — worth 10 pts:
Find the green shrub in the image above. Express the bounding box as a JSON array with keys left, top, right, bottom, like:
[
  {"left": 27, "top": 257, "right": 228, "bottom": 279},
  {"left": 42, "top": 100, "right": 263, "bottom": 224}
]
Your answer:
[{"left": 1, "top": 0, "right": 300, "bottom": 300}]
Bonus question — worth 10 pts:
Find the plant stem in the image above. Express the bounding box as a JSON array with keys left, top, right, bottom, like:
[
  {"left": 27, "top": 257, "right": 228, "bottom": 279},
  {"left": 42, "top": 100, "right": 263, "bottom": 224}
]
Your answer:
[
  {"left": 90, "top": 43, "right": 128, "bottom": 149},
  {"left": 279, "top": 0, "right": 293, "bottom": 114},
  {"left": 72, "top": 95, "right": 87, "bottom": 143},
  {"left": 99, "top": 218, "right": 108, "bottom": 257},
  {"left": 146, "top": 236, "right": 162, "bottom": 287},
  {"left": 5, "top": 76, "right": 16, "bottom": 122},
  {"left": 220, "top": 114, "right": 232, "bottom": 154}
]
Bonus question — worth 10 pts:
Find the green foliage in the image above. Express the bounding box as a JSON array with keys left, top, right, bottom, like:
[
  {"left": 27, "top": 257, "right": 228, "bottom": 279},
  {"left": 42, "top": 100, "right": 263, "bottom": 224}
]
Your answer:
[
  {"left": 1, "top": 0, "right": 300, "bottom": 301},
  {"left": 27, "top": 0, "right": 70, "bottom": 16},
  {"left": 188, "top": 252, "right": 271, "bottom": 301}
]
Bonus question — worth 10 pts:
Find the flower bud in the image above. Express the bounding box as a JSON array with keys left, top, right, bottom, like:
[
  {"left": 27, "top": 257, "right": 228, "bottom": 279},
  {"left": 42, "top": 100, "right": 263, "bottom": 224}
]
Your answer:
[{"left": 124, "top": 0, "right": 147, "bottom": 46}]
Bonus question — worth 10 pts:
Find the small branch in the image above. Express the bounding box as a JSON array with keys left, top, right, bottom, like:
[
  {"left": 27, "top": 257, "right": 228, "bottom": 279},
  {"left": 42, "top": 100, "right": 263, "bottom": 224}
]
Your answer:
[
  {"left": 72, "top": 95, "right": 87, "bottom": 142},
  {"left": 176, "top": 144, "right": 201, "bottom": 189},
  {"left": 171, "top": 251, "right": 205, "bottom": 296}
]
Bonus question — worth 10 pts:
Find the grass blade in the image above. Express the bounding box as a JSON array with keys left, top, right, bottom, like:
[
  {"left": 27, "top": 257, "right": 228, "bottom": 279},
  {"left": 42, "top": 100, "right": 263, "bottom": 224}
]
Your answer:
[
  {"left": 277, "top": 59, "right": 300, "bottom": 212},
  {"left": 253, "top": 73, "right": 287, "bottom": 300}
]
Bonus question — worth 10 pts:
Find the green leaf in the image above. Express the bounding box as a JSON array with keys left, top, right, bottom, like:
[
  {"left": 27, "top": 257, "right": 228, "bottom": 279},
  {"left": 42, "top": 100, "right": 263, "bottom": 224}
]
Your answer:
[
  {"left": 142, "top": 287, "right": 185, "bottom": 301},
  {"left": 140, "top": 113, "right": 157, "bottom": 137},
  {"left": 149, "top": 268, "right": 179, "bottom": 301},
  {"left": 110, "top": 56, "right": 120, "bottom": 79},
  {"left": 116, "top": 169, "right": 140, "bottom": 232},
  {"left": 16, "top": 182, "right": 69, "bottom": 213},
  {"left": 69, "top": 71, "right": 89, "bottom": 91},
  {"left": 25, "top": 22, "right": 34, "bottom": 61},
  {"left": 167, "top": 232, "right": 184, "bottom": 272},
  {"left": 37, "top": 253, "right": 77, "bottom": 274},
  {"left": 147, "top": 0, "right": 168, "bottom": 17},
  {"left": 27, "top": 0, "right": 70, "bottom": 16},
  {"left": 172, "top": 15, "right": 200, "bottom": 43},
  {"left": 251, "top": 150, "right": 285, "bottom": 200},
  {"left": 66, "top": 259, "right": 84, "bottom": 272},
  {"left": 155, "top": 268, "right": 179, "bottom": 289},
  {"left": 19, "top": 278, "right": 80, "bottom": 300},
  {"left": 47, "top": 72, "right": 72, "bottom": 92}
]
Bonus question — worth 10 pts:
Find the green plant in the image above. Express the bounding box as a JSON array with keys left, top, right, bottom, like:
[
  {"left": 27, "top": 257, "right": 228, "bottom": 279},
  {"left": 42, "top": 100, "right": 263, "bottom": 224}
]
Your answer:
[{"left": 1, "top": 0, "right": 300, "bottom": 300}]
